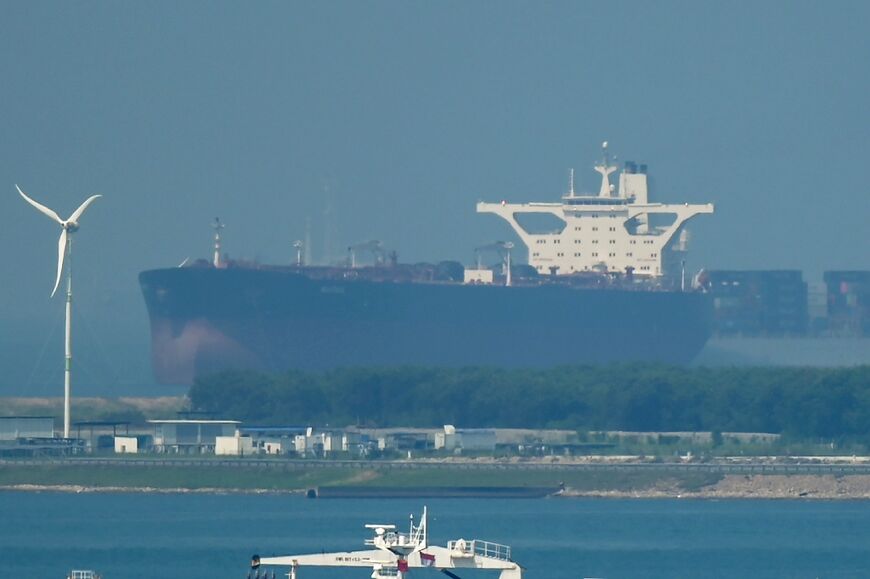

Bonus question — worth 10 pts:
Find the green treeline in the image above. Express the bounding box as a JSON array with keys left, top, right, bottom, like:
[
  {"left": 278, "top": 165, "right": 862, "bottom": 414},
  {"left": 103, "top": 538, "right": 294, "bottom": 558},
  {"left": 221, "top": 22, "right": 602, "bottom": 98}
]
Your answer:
[{"left": 190, "top": 365, "right": 870, "bottom": 441}]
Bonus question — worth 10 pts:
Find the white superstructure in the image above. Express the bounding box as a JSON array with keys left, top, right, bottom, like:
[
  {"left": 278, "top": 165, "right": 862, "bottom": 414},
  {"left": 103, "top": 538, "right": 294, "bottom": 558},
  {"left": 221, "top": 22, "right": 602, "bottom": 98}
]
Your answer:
[
  {"left": 477, "top": 143, "right": 714, "bottom": 280},
  {"left": 250, "top": 507, "right": 521, "bottom": 579}
]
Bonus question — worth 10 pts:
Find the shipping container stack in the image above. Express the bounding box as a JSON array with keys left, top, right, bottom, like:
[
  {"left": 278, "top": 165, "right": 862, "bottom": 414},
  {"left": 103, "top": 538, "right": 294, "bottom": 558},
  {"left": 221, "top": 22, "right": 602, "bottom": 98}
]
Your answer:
[
  {"left": 707, "top": 270, "right": 809, "bottom": 337},
  {"left": 824, "top": 271, "right": 870, "bottom": 337}
]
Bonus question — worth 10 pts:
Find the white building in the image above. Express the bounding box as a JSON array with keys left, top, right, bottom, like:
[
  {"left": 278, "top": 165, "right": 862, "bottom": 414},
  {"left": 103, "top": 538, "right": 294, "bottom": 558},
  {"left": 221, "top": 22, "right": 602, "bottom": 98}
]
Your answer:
[
  {"left": 114, "top": 436, "right": 139, "bottom": 454},
  {"left": 294, "top": 427, "right": 344, "bottom": 456},
  {"left": 215, "top": 434, "right": 254, "bottom": 456},
  {"left": 434, "top": 425, "right": 458, "bottom": 451}
]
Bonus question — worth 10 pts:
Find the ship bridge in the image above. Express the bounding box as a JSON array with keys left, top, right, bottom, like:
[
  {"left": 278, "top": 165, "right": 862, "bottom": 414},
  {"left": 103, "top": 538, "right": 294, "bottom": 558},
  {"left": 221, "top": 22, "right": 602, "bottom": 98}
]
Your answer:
[{"left": 477, "top": 144, "right": 714, "bottom": 280}]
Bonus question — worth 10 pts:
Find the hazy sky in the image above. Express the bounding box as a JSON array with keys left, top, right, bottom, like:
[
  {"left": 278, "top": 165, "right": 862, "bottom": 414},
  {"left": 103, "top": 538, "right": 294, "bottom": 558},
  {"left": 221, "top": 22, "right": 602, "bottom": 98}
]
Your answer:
[{"left": 1, "top": 1, "right": 868, "bottom": 394}]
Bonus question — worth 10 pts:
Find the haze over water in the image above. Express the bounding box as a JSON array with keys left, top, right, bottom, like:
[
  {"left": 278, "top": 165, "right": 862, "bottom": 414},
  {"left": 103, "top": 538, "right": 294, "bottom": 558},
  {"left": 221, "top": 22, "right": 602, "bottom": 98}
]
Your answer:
[{"left": 2, "top": 493, "right": 869, "bottom": 579}]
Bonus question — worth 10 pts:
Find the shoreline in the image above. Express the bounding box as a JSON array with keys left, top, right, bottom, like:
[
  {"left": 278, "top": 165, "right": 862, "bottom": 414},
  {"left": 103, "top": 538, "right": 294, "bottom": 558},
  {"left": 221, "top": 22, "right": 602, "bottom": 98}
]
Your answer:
[
  {"left": 5, "top": 474, "right": 870, "bottom": 500},
  {"left": 0, "top": 484, "right": 303, "bottom": 495}
]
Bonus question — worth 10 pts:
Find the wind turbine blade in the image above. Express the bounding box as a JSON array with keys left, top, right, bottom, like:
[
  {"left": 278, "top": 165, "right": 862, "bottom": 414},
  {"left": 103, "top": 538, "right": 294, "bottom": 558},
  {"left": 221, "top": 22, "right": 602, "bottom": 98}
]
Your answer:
[
  {"left": 52, "top": 229, "right": 68, "bottom": 298},
  {"left": 69, "top": 194, "right": 102, "bottom": 223},
  {"left": 16, "top": 184, "right": 63, "bottom": 224}
]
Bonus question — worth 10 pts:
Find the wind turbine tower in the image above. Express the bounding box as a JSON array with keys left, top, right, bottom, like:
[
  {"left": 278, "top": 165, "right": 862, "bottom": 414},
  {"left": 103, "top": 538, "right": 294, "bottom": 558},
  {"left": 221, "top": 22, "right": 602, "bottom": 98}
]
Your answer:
[
  {"left": 212, "top": 217, "right": 225, "bottom": 268},
  {"left": 17, "top": 185, "right": 101, "bottom": 439}
]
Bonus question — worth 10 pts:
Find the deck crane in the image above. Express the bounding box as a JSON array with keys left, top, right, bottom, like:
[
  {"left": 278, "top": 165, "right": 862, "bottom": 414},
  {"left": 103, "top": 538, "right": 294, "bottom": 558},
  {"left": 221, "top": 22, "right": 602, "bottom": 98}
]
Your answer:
[{"left": 249, "top": 507, "right": 522, "bottom": 579}]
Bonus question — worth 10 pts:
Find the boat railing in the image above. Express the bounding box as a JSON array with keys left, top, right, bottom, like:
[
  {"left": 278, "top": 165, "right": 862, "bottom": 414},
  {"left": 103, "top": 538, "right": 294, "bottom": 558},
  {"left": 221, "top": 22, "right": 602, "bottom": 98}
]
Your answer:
[
  {"left": 448, "top": 539, "right": 511, "bottom": 561},
  {"left": 68, "top": 572, "right": 100, "bottom": 579}
]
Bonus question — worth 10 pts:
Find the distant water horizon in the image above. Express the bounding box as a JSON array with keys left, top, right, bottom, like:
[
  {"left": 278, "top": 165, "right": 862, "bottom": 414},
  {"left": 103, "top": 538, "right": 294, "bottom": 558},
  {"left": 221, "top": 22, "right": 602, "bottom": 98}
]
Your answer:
[{"left": 2, "top": 492, "right": 870, "bottom": 578}]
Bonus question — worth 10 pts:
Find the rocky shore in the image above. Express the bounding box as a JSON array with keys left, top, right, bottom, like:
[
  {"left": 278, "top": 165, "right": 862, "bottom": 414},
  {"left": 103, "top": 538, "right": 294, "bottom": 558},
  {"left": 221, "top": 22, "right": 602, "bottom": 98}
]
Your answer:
[
  {"left": 0, "top": 484, "right": 299, "bottom": 494},
  {"left": 562, "top": 474, "right": 870, "bottom": 499}
]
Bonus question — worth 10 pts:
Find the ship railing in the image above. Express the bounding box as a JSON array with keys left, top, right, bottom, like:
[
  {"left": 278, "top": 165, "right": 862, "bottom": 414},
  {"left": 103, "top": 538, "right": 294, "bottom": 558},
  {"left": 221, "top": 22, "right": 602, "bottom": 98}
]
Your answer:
[
  {"left": 68, "top": 572, "right": 99, "bottom": 579},
  {"left": 448, "top": 539, "right": 511, "bottom": 561},
  {"left": 372, "top": 564, "right": 400, "bottom": 578},
  {"left": 365, "top": 531, "right": 419, "bottom": 548}
]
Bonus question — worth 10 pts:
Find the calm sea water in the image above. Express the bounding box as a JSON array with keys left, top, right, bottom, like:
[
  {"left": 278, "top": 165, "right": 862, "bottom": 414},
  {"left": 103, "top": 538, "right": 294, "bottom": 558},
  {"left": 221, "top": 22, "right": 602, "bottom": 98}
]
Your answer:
[{"left": 1, "top": 493, "right": 869, "bottom": 579}]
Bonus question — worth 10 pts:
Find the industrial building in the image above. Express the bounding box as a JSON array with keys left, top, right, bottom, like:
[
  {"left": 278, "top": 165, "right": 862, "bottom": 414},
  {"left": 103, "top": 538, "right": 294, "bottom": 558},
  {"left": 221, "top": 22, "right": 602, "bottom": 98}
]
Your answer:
[
  {"left": 434, "top": 425, "right": 497, "bottom": 453},
  {"left": 0, "top": 416, "right": 83, "bottom": 457},
  {"left": 240, "top": 426, "right": 308, "bottom": 455},
  {"left": 148, "top": 419, "right": 241, "bottom": 453},
  {"left": 0, "top": 416, "right": 54, "bottom": 440}
]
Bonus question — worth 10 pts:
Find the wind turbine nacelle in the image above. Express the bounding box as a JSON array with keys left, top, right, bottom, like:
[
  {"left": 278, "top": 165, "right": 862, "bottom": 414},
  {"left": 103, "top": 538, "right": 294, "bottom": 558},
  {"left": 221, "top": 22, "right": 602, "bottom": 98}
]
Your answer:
[{"left": 64, "top": 222, "right": 80, "bottom": 232}]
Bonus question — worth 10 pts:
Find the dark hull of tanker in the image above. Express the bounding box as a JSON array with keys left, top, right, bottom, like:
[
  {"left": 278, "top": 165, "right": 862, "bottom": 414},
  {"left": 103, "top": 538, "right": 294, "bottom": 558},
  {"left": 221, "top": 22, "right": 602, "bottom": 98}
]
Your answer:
[{"left": 139, "top": 267, "right": 713, "bottom": 385}]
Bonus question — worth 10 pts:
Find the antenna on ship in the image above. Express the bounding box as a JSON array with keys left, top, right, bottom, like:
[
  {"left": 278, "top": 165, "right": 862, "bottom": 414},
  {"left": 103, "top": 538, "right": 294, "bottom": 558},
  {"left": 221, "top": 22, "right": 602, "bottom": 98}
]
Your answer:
[
  {"left": 293, "top": 240, "right": 304, "bottom": 266},
  {"left": 17, "top": 184, "right": 102, "bottom": 439},
  {"left": 594, "top": 141, "right": 618, "bottom": 198},
  {"left": 212, "top": 217, "right": 225, "bottom": 268}
]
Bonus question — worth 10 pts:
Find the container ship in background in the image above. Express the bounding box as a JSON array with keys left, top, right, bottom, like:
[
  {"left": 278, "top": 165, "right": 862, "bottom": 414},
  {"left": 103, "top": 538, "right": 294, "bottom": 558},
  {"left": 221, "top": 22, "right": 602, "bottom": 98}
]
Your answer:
[{"left": 140, "top": 144, "right": 718, "bottom": 385}]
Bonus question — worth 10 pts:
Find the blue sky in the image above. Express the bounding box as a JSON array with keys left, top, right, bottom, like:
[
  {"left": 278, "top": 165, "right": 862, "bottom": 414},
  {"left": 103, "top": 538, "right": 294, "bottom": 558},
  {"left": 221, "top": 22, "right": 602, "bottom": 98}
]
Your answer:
[{"left": 1, "top": 1, "right": 868, "bottom": 393}]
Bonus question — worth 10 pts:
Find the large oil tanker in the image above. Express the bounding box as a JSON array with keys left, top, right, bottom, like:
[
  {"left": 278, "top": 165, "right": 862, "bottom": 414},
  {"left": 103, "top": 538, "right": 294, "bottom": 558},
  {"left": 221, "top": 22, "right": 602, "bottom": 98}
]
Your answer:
[{"left": 140, "top": 144, "right": 715, "bottom": 385}]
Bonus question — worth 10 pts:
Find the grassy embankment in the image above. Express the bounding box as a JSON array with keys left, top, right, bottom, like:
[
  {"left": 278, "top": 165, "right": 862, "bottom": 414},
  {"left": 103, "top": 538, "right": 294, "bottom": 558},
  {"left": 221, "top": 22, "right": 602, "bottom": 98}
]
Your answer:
[{"left": 0, "top": 461, "right": 722, "bottom": 493}]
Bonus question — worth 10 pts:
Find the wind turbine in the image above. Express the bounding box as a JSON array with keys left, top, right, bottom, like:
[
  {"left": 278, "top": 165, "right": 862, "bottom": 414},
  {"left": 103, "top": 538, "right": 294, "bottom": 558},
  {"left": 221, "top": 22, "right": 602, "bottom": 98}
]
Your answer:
[{"left": 17, "top": 184, "right": 101, "bottom": 439}]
